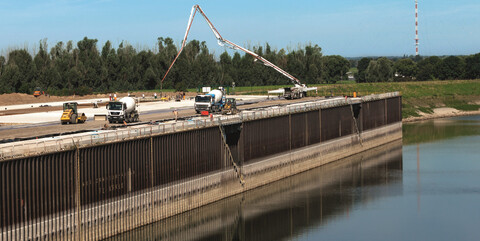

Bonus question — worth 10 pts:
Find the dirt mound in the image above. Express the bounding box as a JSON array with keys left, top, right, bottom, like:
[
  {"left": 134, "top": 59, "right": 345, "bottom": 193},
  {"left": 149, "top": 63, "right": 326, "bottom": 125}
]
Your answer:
[
  {"left": 0, "top": 93, "right": 109, "bottom": 106},
  {"left": 0, "top": 91, "right": 198, "bottom": 106}
]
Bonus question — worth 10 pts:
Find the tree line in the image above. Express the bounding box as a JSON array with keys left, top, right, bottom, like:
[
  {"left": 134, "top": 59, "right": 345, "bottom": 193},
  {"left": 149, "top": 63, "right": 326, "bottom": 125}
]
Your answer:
[
  {"left": 354, "top": 54, "right": 480, "bottom": 83},
  {"left": 0, "top": 37, "right": 350, "bottom": 95},
  {"left": 0, "top": 37, "right": 479, "bottom": 95}
]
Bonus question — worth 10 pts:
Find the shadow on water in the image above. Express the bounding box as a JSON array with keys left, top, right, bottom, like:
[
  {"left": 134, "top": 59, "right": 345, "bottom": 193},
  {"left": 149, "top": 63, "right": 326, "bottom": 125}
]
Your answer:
[
  {"left": 106, "top": 140, "right": 403, "bottom": 241},
  {"left": 403, "top": 115, "right": 480, "bottom": 145}
]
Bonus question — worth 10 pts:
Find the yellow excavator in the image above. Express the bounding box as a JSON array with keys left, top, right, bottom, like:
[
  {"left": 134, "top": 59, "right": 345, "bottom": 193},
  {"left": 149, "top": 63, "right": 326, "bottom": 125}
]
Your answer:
[{"left": 61, "top": 102, "right": 87, "bottom": 124}]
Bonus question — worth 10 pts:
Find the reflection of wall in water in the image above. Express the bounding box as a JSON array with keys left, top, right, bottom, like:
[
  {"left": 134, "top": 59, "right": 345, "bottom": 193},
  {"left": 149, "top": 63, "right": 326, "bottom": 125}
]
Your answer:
[{"left": 108, "top": 140, "right": 402, "bottom": 241}]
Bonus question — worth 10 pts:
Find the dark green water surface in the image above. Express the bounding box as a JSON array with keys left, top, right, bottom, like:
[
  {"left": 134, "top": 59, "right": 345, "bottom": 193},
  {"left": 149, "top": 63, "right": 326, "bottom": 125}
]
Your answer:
[{"left": 110, "top": 115, "right": 480, "bottom": 241}]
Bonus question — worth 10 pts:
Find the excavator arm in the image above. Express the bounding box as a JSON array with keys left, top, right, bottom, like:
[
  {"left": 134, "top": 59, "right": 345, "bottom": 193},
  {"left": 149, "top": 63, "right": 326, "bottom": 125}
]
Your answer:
[{"left": 161, "top": 4, "right": 303, "bottom": 87}]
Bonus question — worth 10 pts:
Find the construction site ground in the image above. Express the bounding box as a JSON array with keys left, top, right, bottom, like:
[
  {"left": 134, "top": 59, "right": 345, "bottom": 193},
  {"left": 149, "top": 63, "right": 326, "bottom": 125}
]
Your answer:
[{"left": 0, "top": 94, "right": 324, "bottom": 141}]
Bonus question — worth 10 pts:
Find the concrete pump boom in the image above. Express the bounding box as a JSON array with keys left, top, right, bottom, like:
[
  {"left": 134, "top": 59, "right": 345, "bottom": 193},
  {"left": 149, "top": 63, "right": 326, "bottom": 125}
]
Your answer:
[{"left": 161, "top": 4, "right": 303, "bottom": 87}]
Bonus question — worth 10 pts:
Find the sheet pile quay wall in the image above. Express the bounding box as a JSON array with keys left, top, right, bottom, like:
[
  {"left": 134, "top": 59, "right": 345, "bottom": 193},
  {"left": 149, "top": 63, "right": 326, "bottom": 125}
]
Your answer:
[{"left": 0, "top": 92, "right": 402, "bottom": 241}]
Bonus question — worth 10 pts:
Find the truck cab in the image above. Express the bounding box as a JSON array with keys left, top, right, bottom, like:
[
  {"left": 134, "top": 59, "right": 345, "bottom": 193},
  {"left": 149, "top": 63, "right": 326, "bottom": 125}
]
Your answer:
[
  {"left": 194, "top": 95, "right": 213, "bottom": 113},
  {"left": 106, "top": 97, "right": 139, "bottom": 123},
  {"left": 106, "top": 101, "right": 125, "bottom": 123}
]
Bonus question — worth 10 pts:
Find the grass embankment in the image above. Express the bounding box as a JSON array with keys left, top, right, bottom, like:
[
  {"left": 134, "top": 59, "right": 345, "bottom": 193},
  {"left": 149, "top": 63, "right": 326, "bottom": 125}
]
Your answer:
[{"left": 229, "top": 80, "right": 480, "bottom": 119}]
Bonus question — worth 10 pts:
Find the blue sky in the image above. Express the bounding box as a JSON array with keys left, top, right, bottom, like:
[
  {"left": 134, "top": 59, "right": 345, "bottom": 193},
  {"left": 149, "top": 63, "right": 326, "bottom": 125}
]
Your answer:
[{"left": 1, "top": 0, "right": 479, "bottom": 57}]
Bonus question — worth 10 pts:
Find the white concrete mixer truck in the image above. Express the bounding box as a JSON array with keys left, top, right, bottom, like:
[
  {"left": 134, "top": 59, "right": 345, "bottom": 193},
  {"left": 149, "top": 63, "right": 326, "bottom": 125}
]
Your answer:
[
  {"left": 106, "top": 97, "right": 139, "bottom": 123},
  {"left": 194, "top": 89, "right": 226, "bottom": 114}
]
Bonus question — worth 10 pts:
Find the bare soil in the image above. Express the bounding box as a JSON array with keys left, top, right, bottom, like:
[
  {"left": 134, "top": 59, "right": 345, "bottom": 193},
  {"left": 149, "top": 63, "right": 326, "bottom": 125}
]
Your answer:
[
  {"left": 0, "top": 96, "right": 319, "bottom": 141},
  {"left": 0, "top": 103, "right": 105, "bottom": 116},
  {"left": 402, "top": 109, "right": 480, "bottom": 123},
  {"left": 0, "top": 93, "right": 108, "bottom": 106},
  {"left": 0, "top": 91, "right": 198, "bottom": 106}
]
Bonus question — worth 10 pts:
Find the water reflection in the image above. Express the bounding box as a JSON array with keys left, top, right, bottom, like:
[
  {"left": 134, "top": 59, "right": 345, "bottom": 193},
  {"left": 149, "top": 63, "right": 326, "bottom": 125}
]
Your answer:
[
  {"left": 107, "top": 140, "right": 403, "bottom": 241},
  {"left": 403, "top": 115, "right": 480, "bottom": 145}
]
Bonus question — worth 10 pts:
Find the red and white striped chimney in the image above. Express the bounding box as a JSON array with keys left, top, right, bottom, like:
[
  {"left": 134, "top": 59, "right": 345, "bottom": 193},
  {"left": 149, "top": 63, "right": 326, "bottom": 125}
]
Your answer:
[{"left": 415, "top": 0, "right": 419, "bottom": 56}]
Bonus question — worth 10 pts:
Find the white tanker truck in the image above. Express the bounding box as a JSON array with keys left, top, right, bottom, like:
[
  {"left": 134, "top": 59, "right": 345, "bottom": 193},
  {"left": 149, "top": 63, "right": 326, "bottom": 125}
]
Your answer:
[{"left": 106, "top": 97, "right": 139, "bottom": 123}]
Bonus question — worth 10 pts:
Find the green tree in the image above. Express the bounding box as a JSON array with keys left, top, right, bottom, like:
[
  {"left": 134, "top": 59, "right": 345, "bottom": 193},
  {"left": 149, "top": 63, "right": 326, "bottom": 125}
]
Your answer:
[
  {"left": 231, "top": 52, "right": 243, "bottom": 86},
  {"left": 304, "top": 44, "right": 322, "bottom": 84},
  {"left": 49, "top": 41, "right": 76, "bottom": 92},
  {"left": 355, "top": 57, "right": 371, "bottom": 83},
  {"left": 100, "top": 40, "right": 118, "bottom": 91},
  {"left": 77, "top": 37, "right": 101, "bottom": 93},
  {"left": 437, "top": 56, "right": 465, "bottom": 80},
  {"left": 156, "top": 37, "right": 178, "bottom": 89},
  {"left": 219, "top": 51, "right": 234, "bottom": 86},
  {"left": 135, "top": 50, "right": 158, "bottom": 90},
  {"left": 322, "top": 55, "right": 350, "bottom": 84},
  {"left": 116, "top": 41, "right": 137, "bottom": 91},
  {"left": 286, "top": 50, "right": 306, "bottom": 82},
  {"left": 394, "top": 58, "right": 418, "bottom": 81},
  {"left": 0, "top": 49, "right": 36, "bottom": 93},
  {"left": 366, "top": 57, "right": 393, "bottom": 82},
  {"left": 464, "top": 53, "right": 480, "bottom": 79},
  {"left": 33, "top": 39, "right": 52, "bottom": 89},
  {"left": 416, "top": 56, "right": 441, "bottom": 81},
  {"left": 0, "top": 55, "right": 5, "bottom": 75},
  {"left": 0, "top": 65, "right": 19, "bottom": 93},
  {"left": 178, "top": 40, "right": 200, "bottom": 88}
]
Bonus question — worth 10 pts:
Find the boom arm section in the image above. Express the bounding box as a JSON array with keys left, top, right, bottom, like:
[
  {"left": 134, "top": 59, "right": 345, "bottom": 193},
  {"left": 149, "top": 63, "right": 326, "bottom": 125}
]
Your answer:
[{"left": 161, "top": 4, "right": 303, "bottom": 86}]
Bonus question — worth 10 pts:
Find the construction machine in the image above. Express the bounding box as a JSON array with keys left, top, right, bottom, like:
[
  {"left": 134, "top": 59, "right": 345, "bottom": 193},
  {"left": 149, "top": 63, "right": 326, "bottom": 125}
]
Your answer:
[
  {"left": 195, "top": 88, "right": 225, "bottom": 113},
  {"left": 61, "top": 102, "right": 87, "bottom": 124},
  {"left": 222, "top": 98, "right": 238, "bottom": 115},
  {"left": 106, "top": 97, "right": 139, "bottom": 123},
  {"left": 33, "top": 87, "right": 42, "bottom": 97},
  {"left": 160, "top": 4, "right": 316, "bottom": 101},
  {"left": 268, "top": 84, "right": 317, "bottom": 99}
]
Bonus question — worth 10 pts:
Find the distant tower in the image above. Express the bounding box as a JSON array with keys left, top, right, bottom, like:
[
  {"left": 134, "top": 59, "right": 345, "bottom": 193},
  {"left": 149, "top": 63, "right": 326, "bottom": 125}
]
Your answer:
[{"left": 415, "top": 0, "right": 419, "bottom": 56}]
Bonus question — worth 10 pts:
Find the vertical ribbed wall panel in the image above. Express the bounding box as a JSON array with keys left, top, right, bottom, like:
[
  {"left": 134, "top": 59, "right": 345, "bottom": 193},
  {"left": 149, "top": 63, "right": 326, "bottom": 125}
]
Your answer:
[{"left": 0, "top": 96, "right": 402, "bottom": 240}]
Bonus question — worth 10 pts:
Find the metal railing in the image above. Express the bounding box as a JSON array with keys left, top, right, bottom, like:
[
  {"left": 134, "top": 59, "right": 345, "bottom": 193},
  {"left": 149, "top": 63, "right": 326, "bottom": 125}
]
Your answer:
[{"left": 0, "top": 92, "right": 399, "bottom": 160}]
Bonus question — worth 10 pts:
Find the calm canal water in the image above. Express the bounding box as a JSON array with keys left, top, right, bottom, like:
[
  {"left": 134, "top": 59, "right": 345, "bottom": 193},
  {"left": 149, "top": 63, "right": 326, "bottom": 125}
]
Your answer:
[{"left": 109, "top": 115, "right": 480, "bottom": 241}]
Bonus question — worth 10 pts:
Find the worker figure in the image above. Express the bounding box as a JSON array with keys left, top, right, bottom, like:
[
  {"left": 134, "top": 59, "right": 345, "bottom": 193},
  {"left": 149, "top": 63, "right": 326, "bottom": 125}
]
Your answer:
[
  {"left": 114, "top": 93, "right": 117, "bottom": 101},
  {"left": 173, "top": 109, "right": 178, "bottom": 122},
  {"left": 109, "top": 93, "right": 112, "bottom": 101},
  {"left": 142, "top": 93, "right": 145, "bottom": 99},
  {"left": 154, "top": 93, "right": 157, "bottom": 99}
]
